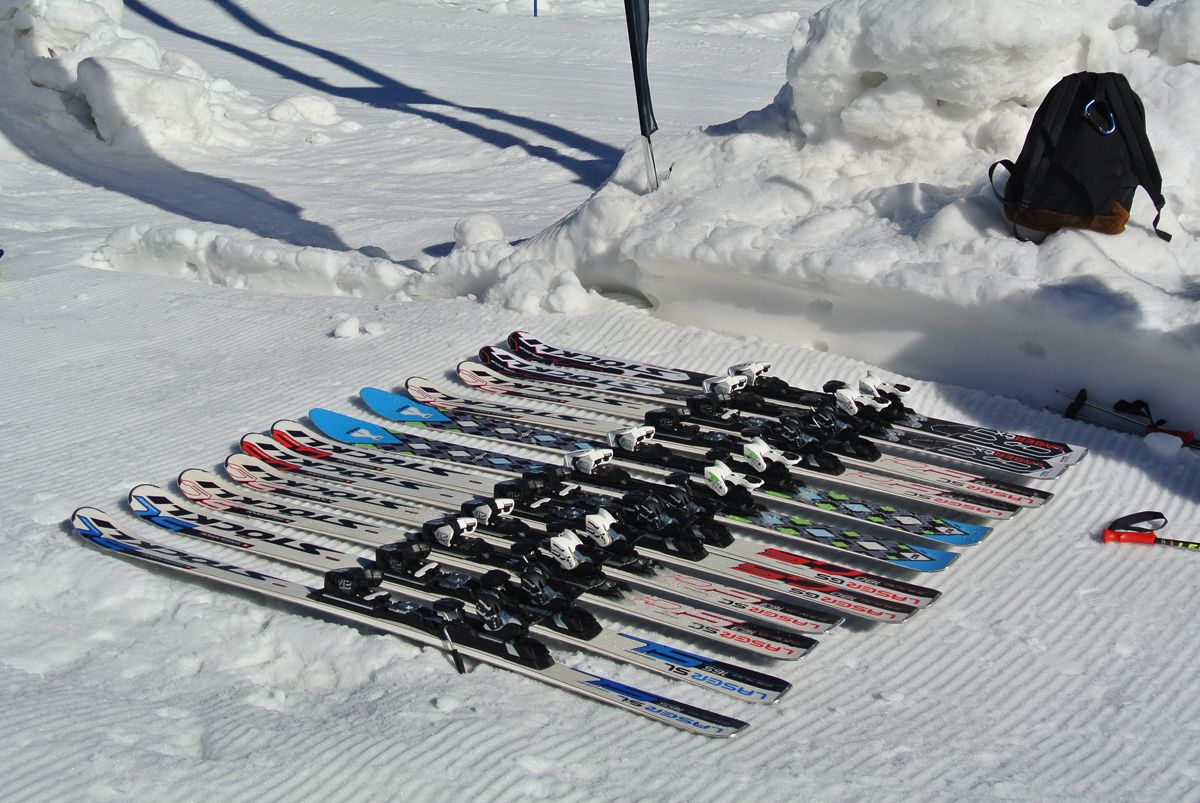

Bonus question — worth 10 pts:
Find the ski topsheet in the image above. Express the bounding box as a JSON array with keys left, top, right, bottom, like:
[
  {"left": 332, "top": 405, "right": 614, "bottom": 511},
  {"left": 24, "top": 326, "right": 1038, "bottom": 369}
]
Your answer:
[
  {"left": 504, "top": 330, "right": 1086, "bottom": 466},
  {"left": 71, "top": 508, "right": 749, "bottom": 737}
]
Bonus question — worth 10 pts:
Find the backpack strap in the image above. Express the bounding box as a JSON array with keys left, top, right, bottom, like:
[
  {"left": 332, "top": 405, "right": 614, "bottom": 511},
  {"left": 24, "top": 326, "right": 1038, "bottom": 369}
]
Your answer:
[
  {"left": 1099, "top": 74, "right": 1172, "bottom": 242},
  {"left": 987, "top": 160, "right": 1014, "bottom": 203},
  {"left": 987, "top": 160, "right": 1031, "bottom": 241},
  {"left": 1018, "top": 73, "right": 1084, "bottom": 211}
]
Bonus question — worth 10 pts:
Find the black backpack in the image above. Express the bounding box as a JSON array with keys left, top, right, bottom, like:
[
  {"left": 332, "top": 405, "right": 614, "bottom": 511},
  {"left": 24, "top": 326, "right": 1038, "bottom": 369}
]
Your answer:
[{"left": 989, "top": 72, "right": 1171, "bottom": 242}]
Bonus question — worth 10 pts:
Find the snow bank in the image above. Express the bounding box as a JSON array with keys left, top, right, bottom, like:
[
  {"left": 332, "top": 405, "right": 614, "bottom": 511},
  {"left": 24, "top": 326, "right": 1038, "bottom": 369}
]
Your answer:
[
  {"left": 92, "top": 223, "right": 417, "bottom": 298},
  {"left": 501, "top": 0, "right": 1200, "bottom": 419},
  {"left": 0, "top": 0, "right": 346, "bottom": 149},
  {"left": 93, "top": 222, "right": 600, "bottom": 314}
]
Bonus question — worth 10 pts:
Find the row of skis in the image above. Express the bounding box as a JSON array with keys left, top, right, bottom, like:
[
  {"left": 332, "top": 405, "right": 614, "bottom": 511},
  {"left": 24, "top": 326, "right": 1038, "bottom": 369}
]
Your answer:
[{"left": 72, "top": 331, "right": 1087, "bottom": 738}]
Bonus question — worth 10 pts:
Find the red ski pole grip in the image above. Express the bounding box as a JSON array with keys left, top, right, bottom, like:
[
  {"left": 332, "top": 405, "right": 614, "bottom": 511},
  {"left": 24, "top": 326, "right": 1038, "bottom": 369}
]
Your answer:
[
  {"left": 1103, "top": 511, "right": 1167, "bottom": 545},
  {"left": 1102, "top": 528, "right": 1157, "bottom": 544}
]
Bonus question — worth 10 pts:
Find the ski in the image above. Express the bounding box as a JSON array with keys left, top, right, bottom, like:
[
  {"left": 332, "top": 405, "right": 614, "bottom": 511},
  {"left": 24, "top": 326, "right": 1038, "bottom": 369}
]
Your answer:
[
  {"left": 71, "top": 508, "right": 748, "bottom": 737},
  {"left": 235, "top": 436, "right": 929, "bottom": 622},
  {"left": 128, "top": 487, "right": 794, "bottom": 702},
  {"left": 505, "top": 330, "right": 1086, "bottom": 465},
  {"left": 177, "top": 467, "right": 828, "bottom": 657},
  {"left": 404, "top": 376, "right": 1043, "bottom": 513},
  {"left": 480, "top": 346, "right": 1073, "bottom": 479},
  {"left": 221, "top": 453, "right": 845, "bottom": 636}
]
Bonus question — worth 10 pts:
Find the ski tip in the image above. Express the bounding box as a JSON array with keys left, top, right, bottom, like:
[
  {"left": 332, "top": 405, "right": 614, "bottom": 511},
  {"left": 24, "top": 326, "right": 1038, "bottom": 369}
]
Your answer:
[
  {"left": 574, "top": 671, "right": 751, "bottom": 737},
  {"left": 177, "top": 467, "right": 212, "bottom": 484},
  {"left": 917, "top": 533, "right": 984, "bottom": 548},
  {"left": 360, "top": 387, "right": 454, "bottom": 424},
  {"left": 617, "top": 633, "right": 792, "bottom": 704},
  {"left": 1063, "top": 445, "right": 1089, "bottom": 465},
  {"left": 70, "top": 506, "right": 110, "bottom": 536},
  {"left": 928, "top": 520, "right": 991, "bottom": 546},
  {"left": 70, "top": 507, "right": 140, "bottom": 553},
  {"left": 456, "top": 360, "right": 494, "bottom": 389},
  {"left": 1030, "top": 468, "right": 1066, "bottom": 480},
  {"left": 893, "top": 546, "right": 959, "bottom": 572},
  {"left": 127, "top": 483, "right": 164, "bottom": 503},
  {"left": 309, "top": 408, "right": 405, "bottom": 445},
  {"left": 403, "top": 376, "right": 437, "bottom": 392},
  {"left": 456, "top": 360, "right": 479, "bottom": 376}
]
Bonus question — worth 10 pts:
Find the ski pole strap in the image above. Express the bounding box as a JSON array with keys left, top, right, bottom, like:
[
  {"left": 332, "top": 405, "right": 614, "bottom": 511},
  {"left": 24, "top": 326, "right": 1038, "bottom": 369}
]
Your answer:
[
  {"left": 1103, "top": 510, "right": 1166, "bottom": 544},
  {"left": 1063, "top": 388, "right": 1088, "bottom": 420},
  {"left": 1112, "top": 398, "right": 1161, "bottom": 426},
  {"left": 1109, "top": 398, "right": 1193, "bottom": 443}
]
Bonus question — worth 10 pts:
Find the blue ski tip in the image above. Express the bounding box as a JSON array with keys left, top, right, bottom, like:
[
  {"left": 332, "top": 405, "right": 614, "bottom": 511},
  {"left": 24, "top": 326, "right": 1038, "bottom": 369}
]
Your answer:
[
  {"left": 932, "top": 519, "right": 991, "bottom": 547},
  {"left": 309, "top": 408, "right": 405, "bottom": 445},
  {"left": 72, "top": 510, "right": 138, "bottom": 553},
  {"left": 72, "top": 511, "right": 105, "bottom": 539},
  {"left": 360, "top": 387, "right": 453, "bottom": 424},
  {"left": 894, "top": 545, "right": 958, "bottom": 572}
]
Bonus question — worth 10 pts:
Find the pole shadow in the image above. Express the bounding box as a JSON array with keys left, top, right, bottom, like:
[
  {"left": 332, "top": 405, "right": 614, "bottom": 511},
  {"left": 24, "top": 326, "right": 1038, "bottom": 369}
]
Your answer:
[
  {"left": 126, "top": 0, "right": 621, "bottom": 188},
  {"left": 0, "top": 70, "right": 352, "bottom": 251}
]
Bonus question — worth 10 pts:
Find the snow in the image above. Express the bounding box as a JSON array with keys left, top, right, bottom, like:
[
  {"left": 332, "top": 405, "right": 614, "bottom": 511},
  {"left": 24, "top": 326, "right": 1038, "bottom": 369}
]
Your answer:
[
  {"left": 3, "top": 0, "right": 1200, "bottom": 798},
  {"left": 1143, "top": 429, "right": 1189, "bottom": 455}
]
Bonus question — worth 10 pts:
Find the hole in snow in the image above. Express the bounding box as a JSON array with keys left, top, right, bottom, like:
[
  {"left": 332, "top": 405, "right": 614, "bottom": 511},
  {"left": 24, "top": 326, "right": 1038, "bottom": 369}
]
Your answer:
[
  {"left": 1020, "top": 342, "right": 1046, "bottom": 358},
  {"left": 859, "top": 71, "right": 888, "bottom": 89}
]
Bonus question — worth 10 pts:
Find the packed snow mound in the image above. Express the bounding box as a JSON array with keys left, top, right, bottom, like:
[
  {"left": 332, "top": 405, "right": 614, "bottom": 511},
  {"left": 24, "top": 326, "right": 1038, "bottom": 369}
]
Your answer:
[
  {"left": 1160, "top": 0, "right": 1200, "bottom": 63},
  {"left": 93, "top": 223, "right": 600, "bottom": 314},
  {"left": 267, "top": 95, "right": 343, "bottom": 126},
  {"left": 785, "top": 0, "right": 1200, "bottom": 184},
  {"left": 0, "top": 0, "right": 347, "bottom": 149},
  {"left": 92, "top": 224, "right": 417, "bottom": 298},
  {"left": 454, "top": 213, "right": 506, "bottom": 248},
  {"left": 75, "top": 56, "right": 219, "bottom": 147}
]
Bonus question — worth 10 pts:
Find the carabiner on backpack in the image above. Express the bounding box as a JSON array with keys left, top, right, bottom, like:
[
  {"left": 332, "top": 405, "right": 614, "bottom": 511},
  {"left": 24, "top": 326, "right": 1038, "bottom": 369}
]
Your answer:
[{"left": 1082, "top": 98, "right": 1117, "bottom": 135}]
